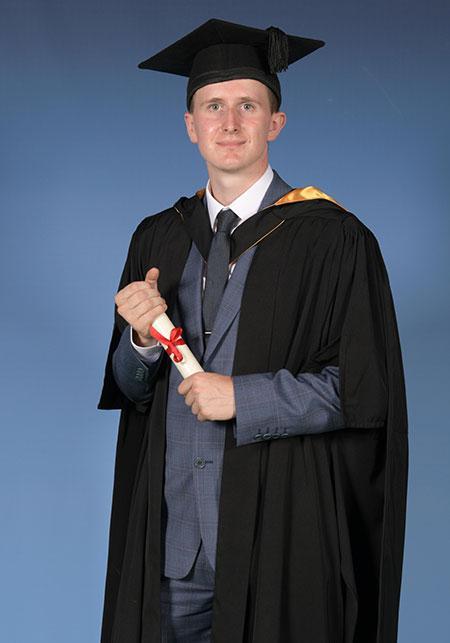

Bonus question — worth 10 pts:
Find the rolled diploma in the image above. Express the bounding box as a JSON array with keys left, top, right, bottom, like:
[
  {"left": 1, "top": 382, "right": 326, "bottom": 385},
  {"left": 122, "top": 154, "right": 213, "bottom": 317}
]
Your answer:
[{"left": 150, "top": 312, "right": 204, "bottom": 378}]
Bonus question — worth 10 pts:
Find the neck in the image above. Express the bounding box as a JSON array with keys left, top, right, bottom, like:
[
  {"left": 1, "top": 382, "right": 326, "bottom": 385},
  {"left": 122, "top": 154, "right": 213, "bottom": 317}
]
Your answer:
[{"left": 207, "top": 159, "right": 269, "bottom": 206}]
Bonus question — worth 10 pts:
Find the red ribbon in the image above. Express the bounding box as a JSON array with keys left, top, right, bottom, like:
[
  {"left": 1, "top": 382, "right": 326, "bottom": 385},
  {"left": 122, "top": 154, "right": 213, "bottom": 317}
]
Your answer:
[{"left": 149, "top": 325, "right": 186, "bottom": 363}]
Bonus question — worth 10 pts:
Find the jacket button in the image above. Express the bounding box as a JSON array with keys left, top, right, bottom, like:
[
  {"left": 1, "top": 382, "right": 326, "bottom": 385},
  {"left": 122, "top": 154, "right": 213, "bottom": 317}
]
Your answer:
[
  {"left": 253, "top": 433, "right": 262, "bottom": 441},
  {"left": 194, "top": 457, "right": 206, "bottom": 469},
  {"left": 281, "top": 432, "right": 289, "bottom": 438},
  {"left": 262, "top": 433, "right": 272, "bottom": 440},
  {"left": 272, "top": 433, "right": 281, "bottom": 439}
]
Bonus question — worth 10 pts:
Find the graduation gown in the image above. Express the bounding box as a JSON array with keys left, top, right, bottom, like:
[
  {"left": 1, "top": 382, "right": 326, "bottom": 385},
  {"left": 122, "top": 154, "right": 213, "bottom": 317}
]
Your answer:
[{"left": 98, "top": 186, "right": 408, "bottom": 643}]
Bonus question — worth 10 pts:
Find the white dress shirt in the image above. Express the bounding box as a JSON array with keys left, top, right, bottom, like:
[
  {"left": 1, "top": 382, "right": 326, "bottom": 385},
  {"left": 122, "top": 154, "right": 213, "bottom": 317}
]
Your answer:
[{"left": 205, "top": 164, "right": 273, "bottom": 232}]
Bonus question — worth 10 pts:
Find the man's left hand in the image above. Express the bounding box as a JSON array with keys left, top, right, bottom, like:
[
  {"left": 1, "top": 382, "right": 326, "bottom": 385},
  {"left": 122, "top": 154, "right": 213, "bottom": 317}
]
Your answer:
[{"left": 178, "top": 373, "right": 236, "bottom": 422}]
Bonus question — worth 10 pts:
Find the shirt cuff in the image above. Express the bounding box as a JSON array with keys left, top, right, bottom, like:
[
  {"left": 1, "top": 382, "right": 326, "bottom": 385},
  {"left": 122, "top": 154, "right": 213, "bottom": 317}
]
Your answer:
[{"left": 129, "top": 326, "right": 163, "bottom": 363}]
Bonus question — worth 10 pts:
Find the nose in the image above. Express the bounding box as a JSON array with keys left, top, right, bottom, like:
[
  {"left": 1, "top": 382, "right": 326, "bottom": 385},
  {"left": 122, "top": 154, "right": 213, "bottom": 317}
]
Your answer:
[{"left": 222, "top": 107, "right": 239, "bottom": 132}]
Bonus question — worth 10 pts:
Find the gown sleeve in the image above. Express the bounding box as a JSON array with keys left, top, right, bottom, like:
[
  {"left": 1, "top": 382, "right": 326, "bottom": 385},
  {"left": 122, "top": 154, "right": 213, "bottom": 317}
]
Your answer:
[
  {"left": 97, "top": 218, "right": 157, "bottom": 410},
  {"left": 302, "top": 215, "right": 401, "bottom": 430},
  {"left": 338, "top": 220, "right": 391, "bottom": 428}
]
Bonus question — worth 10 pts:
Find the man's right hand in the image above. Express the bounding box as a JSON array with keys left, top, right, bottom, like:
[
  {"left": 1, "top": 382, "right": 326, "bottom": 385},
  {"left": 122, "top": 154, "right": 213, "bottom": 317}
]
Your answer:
[{"left": 114, "top": 267, "right": 167, "bottom": 347}]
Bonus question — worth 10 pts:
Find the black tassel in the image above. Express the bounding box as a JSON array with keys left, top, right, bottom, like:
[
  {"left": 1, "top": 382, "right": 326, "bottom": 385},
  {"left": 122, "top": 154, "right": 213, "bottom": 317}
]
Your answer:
[{"left": 266, "top": 26, "right": 289, "bottom": 73}]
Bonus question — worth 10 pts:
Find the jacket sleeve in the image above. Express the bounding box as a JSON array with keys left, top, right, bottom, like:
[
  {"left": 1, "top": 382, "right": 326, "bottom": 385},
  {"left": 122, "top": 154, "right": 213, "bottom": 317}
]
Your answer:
[
  {"left": 232, "top": 366, "right": 343, "bottom": 446},
  {"left": 112, "top": 325, "right": 164, "bottom": 404}
]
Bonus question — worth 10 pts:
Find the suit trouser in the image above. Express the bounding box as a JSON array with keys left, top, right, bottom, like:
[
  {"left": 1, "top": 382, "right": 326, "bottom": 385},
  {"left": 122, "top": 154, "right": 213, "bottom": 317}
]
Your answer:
[{"left": 160, "top": 539, "right": 215, "bottom": 642}]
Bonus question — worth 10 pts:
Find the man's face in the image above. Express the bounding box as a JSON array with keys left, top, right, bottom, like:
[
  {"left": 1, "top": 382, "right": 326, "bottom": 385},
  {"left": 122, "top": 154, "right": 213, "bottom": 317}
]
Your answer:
[{"left": 184, "top": 78, "right": 286, "bottom": 176}]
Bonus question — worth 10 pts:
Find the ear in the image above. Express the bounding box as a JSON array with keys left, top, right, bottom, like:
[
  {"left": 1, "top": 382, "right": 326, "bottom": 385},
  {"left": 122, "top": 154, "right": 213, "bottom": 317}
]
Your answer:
[
  {"left": 184, "top": 111, "right": 198, "bottom": 144},
  {"left": 267, "top": 111, "right": 287, "bottom": 143}
]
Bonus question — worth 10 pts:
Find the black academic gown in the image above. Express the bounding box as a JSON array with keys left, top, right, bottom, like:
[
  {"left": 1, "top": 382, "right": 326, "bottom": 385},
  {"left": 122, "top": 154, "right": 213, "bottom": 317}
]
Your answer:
[{"left": 98, "top": 189, "right": 408, "bottom": 643}]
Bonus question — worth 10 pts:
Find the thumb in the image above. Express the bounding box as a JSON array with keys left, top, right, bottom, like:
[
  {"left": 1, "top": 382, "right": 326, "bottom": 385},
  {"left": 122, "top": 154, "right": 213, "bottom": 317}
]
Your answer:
[{"left": 145, "top": 267, "right": 159, "bottom": 288}]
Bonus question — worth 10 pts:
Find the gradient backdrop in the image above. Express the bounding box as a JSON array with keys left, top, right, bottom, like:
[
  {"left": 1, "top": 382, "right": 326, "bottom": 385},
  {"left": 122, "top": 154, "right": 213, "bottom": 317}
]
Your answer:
[{"left": 1, "top": 1, "right": 449, "bottom": 641}]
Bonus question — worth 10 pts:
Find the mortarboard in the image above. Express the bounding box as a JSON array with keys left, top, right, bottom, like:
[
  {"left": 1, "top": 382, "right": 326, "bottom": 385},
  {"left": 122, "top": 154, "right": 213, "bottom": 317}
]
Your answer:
[{"left": 138, "top": 18, "right": 325, "bottom": 110}]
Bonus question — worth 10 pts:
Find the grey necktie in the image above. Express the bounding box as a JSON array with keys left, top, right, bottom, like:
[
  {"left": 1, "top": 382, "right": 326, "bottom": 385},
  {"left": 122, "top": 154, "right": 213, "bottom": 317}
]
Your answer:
[{"left": 202, "top": 208, "right": 240, "bottom": 338}]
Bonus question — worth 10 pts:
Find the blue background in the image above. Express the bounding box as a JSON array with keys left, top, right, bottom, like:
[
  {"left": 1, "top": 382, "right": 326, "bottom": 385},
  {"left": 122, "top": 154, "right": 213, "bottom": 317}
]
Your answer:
[{"left": 1, "top": 1, "right": 449, "bottom": 641}]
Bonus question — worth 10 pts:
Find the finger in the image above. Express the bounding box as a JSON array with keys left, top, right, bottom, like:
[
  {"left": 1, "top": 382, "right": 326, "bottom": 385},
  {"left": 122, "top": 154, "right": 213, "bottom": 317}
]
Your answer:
[
  {"left": 128, "top": 304, "right": 167, "bottom": 335},
  {"left": 184, "top": 391, "right": 195, "bottom": 407},
  {"left": 178, "top": 378, "right": 192, "bottom": 395},
  {"left": 127, "top": 294, "right": 166, "bottom": 314},
  {"left": 116, "top": 297, "right": 159, "bottom": 324},
  {"left": 115, "top": 281, "right": 150, "bottom": 306},
  {"left": 191, "top": 401, "right": 200, "bottom": 415},
  {"left": 119, "top": 288, "right": 152, "bottom": 310},
  {"left": 145, "top": 267, "right": 160, "bottom": 289},
  {"left": 134, "top": 301, "right": 167, "bottom": 323}
]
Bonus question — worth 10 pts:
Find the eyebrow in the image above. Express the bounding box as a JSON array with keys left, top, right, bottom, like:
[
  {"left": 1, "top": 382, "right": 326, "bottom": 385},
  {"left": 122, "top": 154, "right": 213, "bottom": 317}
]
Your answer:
[{"left": 200, "top": 96, "right": 261, "bottom": 106}]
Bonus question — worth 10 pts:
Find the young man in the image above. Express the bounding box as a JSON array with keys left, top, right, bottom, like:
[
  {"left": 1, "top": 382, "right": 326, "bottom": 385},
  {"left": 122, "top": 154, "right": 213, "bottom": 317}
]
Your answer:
[{"left": 98, "top": 19, "right": 408, "bottom": 643}]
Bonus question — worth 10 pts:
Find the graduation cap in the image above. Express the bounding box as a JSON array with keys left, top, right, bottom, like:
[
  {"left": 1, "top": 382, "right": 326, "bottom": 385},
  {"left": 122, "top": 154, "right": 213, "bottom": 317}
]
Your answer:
[{"left": 138, "top": 18, "right": 325, "bottom": 110}]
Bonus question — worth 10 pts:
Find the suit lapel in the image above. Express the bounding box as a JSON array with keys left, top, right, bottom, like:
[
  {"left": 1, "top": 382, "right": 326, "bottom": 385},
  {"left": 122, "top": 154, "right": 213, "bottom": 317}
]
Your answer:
[
  {"left": 201, "top": 170, "right": 293, "bottom": 366},
  {"left": 230, "top": 169, "right": 292, "bottom": 261},
  {"left": 202, "top": 246, "right": 257, "bottom": 367},
  {"left": 259, "top": 169, "right": 293, "bottom": 209},
  {"left": 172, "top": 169, "right": 293, "bottom": 264}
]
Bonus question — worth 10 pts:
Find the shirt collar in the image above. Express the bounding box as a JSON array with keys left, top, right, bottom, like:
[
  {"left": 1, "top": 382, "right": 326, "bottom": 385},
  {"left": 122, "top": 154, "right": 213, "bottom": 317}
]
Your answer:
[{"left": 205, "top": 164, "right": 274, "bottom": 231}]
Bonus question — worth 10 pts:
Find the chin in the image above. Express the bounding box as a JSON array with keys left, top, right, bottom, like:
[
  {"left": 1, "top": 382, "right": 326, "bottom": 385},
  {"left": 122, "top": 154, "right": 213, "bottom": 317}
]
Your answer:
[
  {"left": 217, "top": 163, "right": 250, "bottom": 174},
  {"left": 216, "top": 155, "right": 253, "bottom": 170}
]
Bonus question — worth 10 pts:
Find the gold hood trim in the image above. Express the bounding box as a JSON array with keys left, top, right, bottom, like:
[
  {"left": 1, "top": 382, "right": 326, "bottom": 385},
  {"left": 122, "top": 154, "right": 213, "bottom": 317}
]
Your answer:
[
  {"left": 273, "top": 186, "right": 345, "bottom": 209},
  {"left": 195, "top": 185, "right": 346, "bottom": 210}
]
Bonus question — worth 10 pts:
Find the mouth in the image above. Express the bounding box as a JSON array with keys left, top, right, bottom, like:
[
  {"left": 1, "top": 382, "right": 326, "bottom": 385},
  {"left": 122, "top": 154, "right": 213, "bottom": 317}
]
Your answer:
[{"left": 217, "top": 141, "right": 245, "bottom": 147}]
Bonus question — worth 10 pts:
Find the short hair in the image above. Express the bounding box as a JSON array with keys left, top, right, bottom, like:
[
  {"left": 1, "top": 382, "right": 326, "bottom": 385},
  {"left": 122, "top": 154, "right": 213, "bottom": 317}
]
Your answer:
[{"left": 188, "top": 84, "right": 280, "bottom": 114}]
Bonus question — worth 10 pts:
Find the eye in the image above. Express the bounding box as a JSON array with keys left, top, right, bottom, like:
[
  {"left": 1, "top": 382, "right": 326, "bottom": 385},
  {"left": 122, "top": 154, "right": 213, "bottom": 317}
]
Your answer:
[
  {"left": 242, "top": 103, "right": 255, "bottom": 111},
  {"left": 207, "top": 103, "right": 221, "bottom": 111}
]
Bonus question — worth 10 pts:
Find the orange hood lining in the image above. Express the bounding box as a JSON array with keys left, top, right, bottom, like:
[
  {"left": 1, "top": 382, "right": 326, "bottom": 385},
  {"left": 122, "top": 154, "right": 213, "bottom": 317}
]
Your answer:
[{"left": 195, "top": 186, "right": 346, "bottom": 210}]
